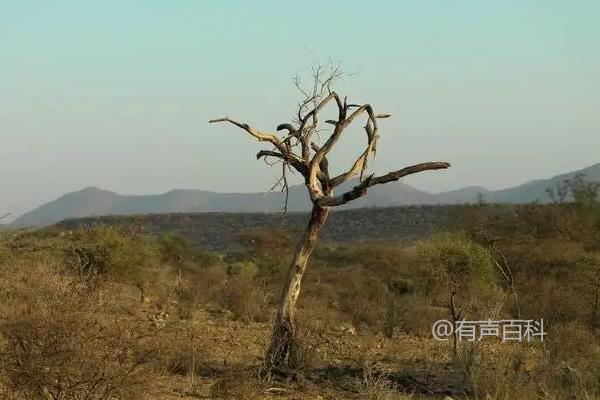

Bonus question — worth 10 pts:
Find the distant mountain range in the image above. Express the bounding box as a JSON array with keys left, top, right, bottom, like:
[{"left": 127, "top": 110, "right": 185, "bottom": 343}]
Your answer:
[{"left": 6, "top": 163, "right": 600, "bottom": 228}]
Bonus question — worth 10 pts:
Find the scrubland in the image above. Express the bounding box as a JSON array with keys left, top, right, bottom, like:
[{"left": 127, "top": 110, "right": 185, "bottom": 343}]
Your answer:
[{"left": 1, "top": 201, "right": 599, "bottom": 399}]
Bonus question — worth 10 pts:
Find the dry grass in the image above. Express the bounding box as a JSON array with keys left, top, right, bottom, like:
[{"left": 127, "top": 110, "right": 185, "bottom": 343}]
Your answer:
[
  {"left": 0, "top": 262, "right": 158, "bottom": 399},
  {"left": 1, "top": 215, "right": 600, "bottom": 399}
]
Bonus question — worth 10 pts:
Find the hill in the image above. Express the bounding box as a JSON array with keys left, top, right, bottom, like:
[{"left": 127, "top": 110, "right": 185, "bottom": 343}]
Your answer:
[
  {"left": 436, "top": 162, "right": 600, "bottom": 204},
  {"left": 10, "top": 162, "right": 600, "bottom": 227},
  {"left": 11, "top": 181, "right": 437, "bottom": 227}
]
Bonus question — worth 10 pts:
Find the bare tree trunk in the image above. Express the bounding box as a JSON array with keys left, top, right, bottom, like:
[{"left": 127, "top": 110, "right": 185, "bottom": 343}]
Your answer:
[
  {"left": 448, "top": 293, "right": 459, "bottom": 359},
  {"left": 592, "top": 283, "right": 600, "bottom": 327},
  {"left": 511, "top": 287, "right": 521, "bottom": 319},
  {"left": 134, "top": 282, "right": 145, "bottom": 303},
  {"left": 265, "top": 204, "right": 329, "bottom": 372}
]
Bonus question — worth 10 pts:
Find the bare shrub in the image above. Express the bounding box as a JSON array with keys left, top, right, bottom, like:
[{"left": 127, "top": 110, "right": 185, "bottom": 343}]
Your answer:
[
  {"left": 355, "top": 361, "right": 400, "bottom": 400},
  {"left": 209, "top": 369, "right": 262, "bottom": 400},
  {"left": 338, "top": 268, "right": 388, "bottom": 330},
  {"left": 455, "top": 340, "right": 486, "bottom": 390},
  {"left": 168, "top": 277, "right": 195, "bottom": 320},
  {"left": 280, "top": 324, "right": 331, "bottom": 375},
  {"left": 542, "top": 322, "right": 600, "bottom": 398},
  {"left": 150, "top": 321, "right": 209, "bottom": 388},
  {"left": 396, "top": 296, "right": 446, "bottom": 337},
  {"left": 214, "top": 275, "right": 272, "bottom": 323},
  {"left": 189, "top": 264, "right": 228, "bottom": 302},
  {"left": 469, "top": 345, "right": 538, "bottom": 400},
  {"left": 297, "top": 294, "right": 339, "bottom": 335},
  {"left": 0, "top": 262, "right": 156, "bottom": 400}
]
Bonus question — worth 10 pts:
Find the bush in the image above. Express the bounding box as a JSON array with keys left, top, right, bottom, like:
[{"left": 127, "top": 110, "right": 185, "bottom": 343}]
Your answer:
[
  {"left": 192, "top": 249, "right": 223, "bottom": 268},
  {"left": 0, "top": 262, "right": 156, "bottom": 400},
  {"left": 236, "top": 227, "right": 295, "bottom": 253},
  {"left": 63, "top": 225, "right": 157, "bottom": 279},
  {"left": 158, "top": 231, "right": 191, "bottom": 266},
  {"left": 338, "top": 268, "right": 389, "bottom": 329},
  {"left": 151, "top": 322, "right": 209, "bottom": 379},
  {"left": 417, "top": 232, "right": 499, "bottom": 357},
  {"left": 226, "top": 260, "right": 259, "bottom": 278},
  {"left": 542, "top": 322, "right": 600, "bottom": 397},
  {"left": 354, "top": 361, "right": 398, "bottom": 400},
  {"left": 214, "top": 275, "right": 272, "bottom": 323},
  {"left": 190, "top": 265, "right": 228, "bottom": 301}
]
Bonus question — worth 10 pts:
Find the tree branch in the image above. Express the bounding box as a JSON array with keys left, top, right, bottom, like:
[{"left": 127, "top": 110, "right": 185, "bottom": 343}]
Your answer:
[
  {"left": 309, "top": 104, "right": 381, "bottom": 193},
  {"left": 209, "top": 117, "right": 281, "bottom": 144},
  {"left": 316, "top": 162, "right": 451, "bottom": 207},
  {"left": 211, "top": 117, "right": 315, "bottom": 181},
  {"left": 210, "top": 71, "right": 450, "bottom": 213},
  {"left": 255, "top": 150, "right": 330, "bottom": 185},
  {"left": 256, "top": 150, "right": 308, "bottom": 176}
]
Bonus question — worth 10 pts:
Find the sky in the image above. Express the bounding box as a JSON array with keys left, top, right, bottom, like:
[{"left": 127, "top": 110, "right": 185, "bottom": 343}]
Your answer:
[{"left": 1, "top": 1, "right": 599, "bottom": 221}]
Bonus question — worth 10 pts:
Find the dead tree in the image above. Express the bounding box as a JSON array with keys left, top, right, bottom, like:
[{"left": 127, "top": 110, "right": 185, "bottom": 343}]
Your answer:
[{"left": 210, "top": 66, "right": 450, "bottom": 373}]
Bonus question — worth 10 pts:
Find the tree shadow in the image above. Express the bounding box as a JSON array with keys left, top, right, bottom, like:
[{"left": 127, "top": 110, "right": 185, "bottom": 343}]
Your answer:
[{"left": 306, "top": 361, "right": 471, "bottom": 397}]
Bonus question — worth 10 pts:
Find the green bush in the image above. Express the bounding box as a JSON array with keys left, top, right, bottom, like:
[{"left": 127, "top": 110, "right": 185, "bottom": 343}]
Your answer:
[
  {"left": 158, "top": 231, "right": 190, "bottom": 266},
  {"left": 63, "top": 225, "right": 157, "bottom": 279},
  {"left": 417, "top": 231, "right": 497, "bottom": 304},
  {"left": 227, "top": 260, "right": 259, "bottom": 278}
]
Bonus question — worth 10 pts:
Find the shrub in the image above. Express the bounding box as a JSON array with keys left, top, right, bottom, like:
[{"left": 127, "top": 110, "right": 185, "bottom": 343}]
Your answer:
[
  {"left": 151, "top": 322, "right": 209, "bottom": 380},
  {"left": 190, "top": 264, "right": 228, "bottom": 301},
  {"left": 354, "top": 361, "right": 399, "bottom": 400},
  {"left": 192, "top": 249, "right": 223, "bottom": 268},
  {"left": 63, "top": 225, "right": 157, "bottom": 279},
  {"left": 214, "top": 275, "right": 272, "bottom": 323},
  {"left": 0, "top": 262, "right": 156, "bottom": 400},
  {"left": 158, "top": 231, "right": 191, "bottom": 266},
  {"left": 542, "top": 322, "right": 600, "bottom": 397},
  {"left": 338, "top": 267, "right": 389, "bottom": 329},
  {"left": 226, "top": 260, "right": 259, "bottom": 278},
  {"left": 417, "top": 231, "right": 498, "bottom": 357},
  {"left": 236, "top": 227, "right": 295, "bottom": 253}
]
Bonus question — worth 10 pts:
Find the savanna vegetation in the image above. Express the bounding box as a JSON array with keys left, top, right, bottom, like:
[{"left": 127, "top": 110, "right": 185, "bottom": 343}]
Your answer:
[{"left": 1, "top": 175, "right": 599, "bottom": 399}]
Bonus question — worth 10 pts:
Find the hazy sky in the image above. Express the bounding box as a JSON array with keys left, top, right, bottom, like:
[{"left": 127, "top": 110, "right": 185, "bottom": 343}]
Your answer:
[{"left": 1, "top": 1, "right": 598, "bottom": 221}]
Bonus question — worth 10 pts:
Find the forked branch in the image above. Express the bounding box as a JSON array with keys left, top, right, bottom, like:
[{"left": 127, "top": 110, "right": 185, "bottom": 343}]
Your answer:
[
  {"left": 316, "top": 162, "right": 451, "bottom": 207},
  {"left": 210, "top": 68, "right": 450, "bottom": 211}
]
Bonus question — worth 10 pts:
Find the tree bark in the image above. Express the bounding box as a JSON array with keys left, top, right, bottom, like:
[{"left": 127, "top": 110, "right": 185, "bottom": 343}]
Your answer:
[
  {"left": 511, "top": 287, "right": 521, "bottom": 319},
  {"left": 448, "top": 293, "right": 459, "bottom": 358},
  {"left": 265, "top": 204, "right": 329, "bottom": 372}
]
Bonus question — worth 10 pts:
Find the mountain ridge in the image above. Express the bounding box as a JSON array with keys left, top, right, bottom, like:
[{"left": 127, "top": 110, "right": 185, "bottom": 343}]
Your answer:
[{"left": 9, "top": 162, "right": 600, "bottom": 227}]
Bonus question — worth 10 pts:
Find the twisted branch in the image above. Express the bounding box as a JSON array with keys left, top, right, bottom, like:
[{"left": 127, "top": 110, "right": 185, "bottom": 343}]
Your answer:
[
  {"left": 209, "top": 66, "right": 450, "bottom": 211},
  {"left": 316, "top": 162, "right": 451, "bottom": 207}
]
